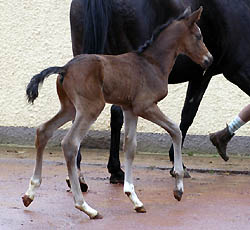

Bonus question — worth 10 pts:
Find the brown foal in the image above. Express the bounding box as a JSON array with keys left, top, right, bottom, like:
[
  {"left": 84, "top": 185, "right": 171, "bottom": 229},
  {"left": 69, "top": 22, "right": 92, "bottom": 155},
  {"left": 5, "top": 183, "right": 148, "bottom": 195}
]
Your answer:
[{"left": 23, "top": 7, "right": 212, "bottom": 219}]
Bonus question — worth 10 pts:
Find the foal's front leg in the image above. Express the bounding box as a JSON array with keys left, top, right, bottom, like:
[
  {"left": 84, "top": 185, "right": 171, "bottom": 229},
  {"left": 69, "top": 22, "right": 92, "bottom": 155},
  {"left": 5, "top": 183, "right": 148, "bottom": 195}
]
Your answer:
[
  {"left": 140, "top": 104, "right": 184, "bottom": 201},
  {"left": 123, "top": 110, "right": 146, "bottom": 213}
]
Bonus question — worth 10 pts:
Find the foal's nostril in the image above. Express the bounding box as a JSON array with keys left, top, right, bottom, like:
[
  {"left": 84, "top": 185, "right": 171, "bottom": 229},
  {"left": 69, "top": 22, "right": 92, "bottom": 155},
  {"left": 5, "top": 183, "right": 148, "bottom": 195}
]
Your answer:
[
  {"left": 203, "top": 54, "right": 213, "bottom": 68},
  {"left": 204, "top": 59, "right": 210, "bottom": 67}
]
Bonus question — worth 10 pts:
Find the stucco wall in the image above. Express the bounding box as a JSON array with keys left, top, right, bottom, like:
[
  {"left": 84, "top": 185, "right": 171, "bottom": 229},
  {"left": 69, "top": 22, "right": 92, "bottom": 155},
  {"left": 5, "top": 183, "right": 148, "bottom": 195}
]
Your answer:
[{"left": 0, "top": 1, "right": 249, "bottom": 150}]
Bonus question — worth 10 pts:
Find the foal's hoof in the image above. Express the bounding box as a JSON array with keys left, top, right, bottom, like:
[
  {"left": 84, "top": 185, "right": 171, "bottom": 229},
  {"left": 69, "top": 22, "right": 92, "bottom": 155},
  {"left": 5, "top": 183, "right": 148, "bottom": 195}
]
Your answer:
[
  {"left": 22, "top": 195, "right": 33, "bottom": 207},
  {"left": 135, "top": 206, "right": 147, "bottom": 213},
  {"left": 173, "top": 190, "right": 183, "bottom": 201},
  {"left": 110, "top": 170, "right": 124, "bottom": 184},
  {"left": 66, "top": 176, "right": 88, "bottom": 192},
  {"left": 170, "top": 167, "right": 191, "bottom": 178},
  {"left": 90, "top": 213, "right": 103, "bottom": 220}
]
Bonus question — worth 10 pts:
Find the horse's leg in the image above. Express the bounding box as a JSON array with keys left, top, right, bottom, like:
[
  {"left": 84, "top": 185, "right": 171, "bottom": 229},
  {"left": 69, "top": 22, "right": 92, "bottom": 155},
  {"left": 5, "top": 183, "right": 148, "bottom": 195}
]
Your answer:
[
  {"left": 108, "top": 105, "right": 124, "bottom": 184},
  {"left": 223, "top": 69, "right": 250, "bottom": 100},
  {"left": 22, "top": 108, "right": 74, "bottom": 207},
  {"left": 62, "top": 99, "right": 104, "bottom": 219},
  {"left": 169, "top": 75, "right": 212, "bottom": 178},
  {"left": 122, "top": 110, "right": 145, "bottom": 212},
  {"left": 70, "top": 0, "right": 84, "bottom": 57},
  {"left": 140, "top": 104, "right": 184, "bottom": 201}
]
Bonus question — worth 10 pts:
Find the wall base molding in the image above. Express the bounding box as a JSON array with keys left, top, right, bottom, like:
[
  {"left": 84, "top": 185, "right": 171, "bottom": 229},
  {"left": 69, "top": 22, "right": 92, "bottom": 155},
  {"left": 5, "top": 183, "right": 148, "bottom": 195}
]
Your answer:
[{"left": 1, "top": 126, "right": 249, "bottom": 155}]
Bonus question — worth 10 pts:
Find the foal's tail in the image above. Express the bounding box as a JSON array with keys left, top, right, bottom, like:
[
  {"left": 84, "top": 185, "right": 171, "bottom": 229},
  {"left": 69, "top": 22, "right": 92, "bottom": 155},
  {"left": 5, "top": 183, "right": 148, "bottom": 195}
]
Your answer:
[{"left": 26, "top": 66, "right": 65, "bottom": 104}]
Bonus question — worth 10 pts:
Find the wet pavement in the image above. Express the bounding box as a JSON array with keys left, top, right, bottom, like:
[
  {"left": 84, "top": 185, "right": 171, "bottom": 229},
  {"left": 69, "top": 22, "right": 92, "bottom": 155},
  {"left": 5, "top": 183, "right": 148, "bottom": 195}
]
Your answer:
[{"left": 0, "top": 146, "right": 250, "bottom": 230}]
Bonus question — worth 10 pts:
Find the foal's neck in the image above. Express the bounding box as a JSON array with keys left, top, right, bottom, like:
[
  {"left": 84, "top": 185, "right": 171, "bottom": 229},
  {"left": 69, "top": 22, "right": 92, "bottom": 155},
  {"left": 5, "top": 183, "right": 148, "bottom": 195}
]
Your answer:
[{"left": 142, "top": 27, "right": 183, "bottom": 77}]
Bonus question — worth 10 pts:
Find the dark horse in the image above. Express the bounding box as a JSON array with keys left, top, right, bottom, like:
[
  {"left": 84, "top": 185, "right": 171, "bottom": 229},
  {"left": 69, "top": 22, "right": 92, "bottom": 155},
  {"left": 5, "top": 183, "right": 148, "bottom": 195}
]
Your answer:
[{"left": 71, "top": 0, "right": 250, "bottom": 188}]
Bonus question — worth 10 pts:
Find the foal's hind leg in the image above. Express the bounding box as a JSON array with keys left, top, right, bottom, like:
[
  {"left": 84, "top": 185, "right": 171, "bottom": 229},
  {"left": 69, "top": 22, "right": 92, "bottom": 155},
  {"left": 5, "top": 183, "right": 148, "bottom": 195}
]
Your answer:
[
  {"left": 22, "top": 108, "right": 75, "bottom": 207},
  {"left": 66, "top": 135, "right": 88, "bottom": 193},
  {"left": 123, "top": 110, "right": 145, "bottom": 213},
  {"left": 140, "top": 104, "right": 184, "bottom": 201},
  {"left": 62, "top": 101, "right": 104, "bottom": 219},
  {"left": 66, "top": 149, "right": 88, "bottom": 192}
]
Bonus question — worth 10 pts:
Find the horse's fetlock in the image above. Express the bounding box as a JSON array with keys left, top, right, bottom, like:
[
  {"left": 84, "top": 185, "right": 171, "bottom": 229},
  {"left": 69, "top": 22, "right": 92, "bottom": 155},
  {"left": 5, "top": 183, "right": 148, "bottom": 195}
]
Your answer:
[
  {"left": 76, "top": 201, "right": 99, "bottom": 219},
  {"left": 124, "top": 182, "right": 134, "bottom": 194},
  {"left": 173, "top": 169, "right": 184, "bottom": 178},
  {"left": 30, "top": 178, "right": 41, "bottom": 187}
]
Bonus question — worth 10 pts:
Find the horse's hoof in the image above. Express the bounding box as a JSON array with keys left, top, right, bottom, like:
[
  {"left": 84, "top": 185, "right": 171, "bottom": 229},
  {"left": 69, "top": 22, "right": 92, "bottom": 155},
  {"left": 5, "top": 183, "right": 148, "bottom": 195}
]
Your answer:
[
  {"left": 170, "top": 167, "right": 191, "bottom": 178},
  {"left": 66, "top": 177, "right": 71, "bottom": 189},
  {"left": 173, "top": 190, "right": 183, "bottom": 201},
  {"left": 110, "top": 170, "right": 124, "bottom": 184},
  {"left": 90, "top": 213, "right": 103, "bottom": 220},
  {"left": 79, "top": 176, "right": 88, "bottom": 192},
  {"left": 135, "top": 206, "right": 146, "bottom": 213},
  {"left": 80, "top": 182, "right": 88, "bottom": 192},
  {"left": 125, "top": 192, "right": 131, "bottom": 197},
  {"left": 22, "top": 195, "right": 33, "bottom": 207},
  {"left": 66, "top": 177, "right": 88, "bottom": 192}
]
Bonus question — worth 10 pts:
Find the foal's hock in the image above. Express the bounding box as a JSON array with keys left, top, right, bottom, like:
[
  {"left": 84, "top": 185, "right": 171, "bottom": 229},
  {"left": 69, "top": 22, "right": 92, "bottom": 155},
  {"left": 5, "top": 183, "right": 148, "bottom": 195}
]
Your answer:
[{"left": 23, "top": 7, "right": 212, "bottom": 219}]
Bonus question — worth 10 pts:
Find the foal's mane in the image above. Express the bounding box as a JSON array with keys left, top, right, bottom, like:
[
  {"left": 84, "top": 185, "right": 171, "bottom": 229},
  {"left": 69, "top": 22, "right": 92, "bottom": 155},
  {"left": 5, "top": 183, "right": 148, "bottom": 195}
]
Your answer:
[{"left": 136, "top": 9, "right": 190, "bottom": 54}]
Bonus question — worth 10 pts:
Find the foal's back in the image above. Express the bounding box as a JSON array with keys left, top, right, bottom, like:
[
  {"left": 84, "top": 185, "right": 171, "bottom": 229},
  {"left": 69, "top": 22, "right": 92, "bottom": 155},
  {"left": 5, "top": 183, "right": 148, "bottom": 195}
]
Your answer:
[{"left": 63, "top": 52, "right": 166, "bottom": 110}]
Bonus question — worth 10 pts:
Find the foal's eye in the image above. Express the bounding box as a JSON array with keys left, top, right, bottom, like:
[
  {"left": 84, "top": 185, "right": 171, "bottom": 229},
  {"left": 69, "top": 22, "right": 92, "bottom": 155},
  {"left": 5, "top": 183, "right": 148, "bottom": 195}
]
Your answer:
[{"left": 196, "top": 34, "right": 202, "bottom": 41}]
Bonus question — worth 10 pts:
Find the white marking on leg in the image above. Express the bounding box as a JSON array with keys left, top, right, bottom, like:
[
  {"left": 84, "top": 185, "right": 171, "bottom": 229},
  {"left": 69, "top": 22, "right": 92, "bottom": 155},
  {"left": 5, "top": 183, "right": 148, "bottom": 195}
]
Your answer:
[
  {"left": 172, "top": 128, "right": 184, "bottom": 194},
  {"left": 75, "top": 201, "right": 98, "bottom": 218},
  {"left": 25, "top": 178, "right": 41, "bottom": 200},
  {"left": 124, "top": 182, "right": 143, "bottom": 209},
  {"left": 123, "top": 110, "right": 144, "bottom": 209}
]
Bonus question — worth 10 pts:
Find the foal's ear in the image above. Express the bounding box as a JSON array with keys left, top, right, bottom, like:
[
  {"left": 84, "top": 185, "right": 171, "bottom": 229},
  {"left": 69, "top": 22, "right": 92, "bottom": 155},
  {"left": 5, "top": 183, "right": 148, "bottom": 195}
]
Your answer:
[
  {"left": 182, "top": 7, "right": 191, "bottom": 18},
  {"left": 185, "top": 6, "right": 203, "bottom": 27}
]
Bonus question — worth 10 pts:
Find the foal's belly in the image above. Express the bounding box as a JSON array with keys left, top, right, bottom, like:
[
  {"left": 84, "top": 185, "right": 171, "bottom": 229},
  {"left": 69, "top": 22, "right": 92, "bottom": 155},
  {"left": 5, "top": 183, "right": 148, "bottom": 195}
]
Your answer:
[{"left": 103, "top": 88, "right": 134, "bottom": 107}]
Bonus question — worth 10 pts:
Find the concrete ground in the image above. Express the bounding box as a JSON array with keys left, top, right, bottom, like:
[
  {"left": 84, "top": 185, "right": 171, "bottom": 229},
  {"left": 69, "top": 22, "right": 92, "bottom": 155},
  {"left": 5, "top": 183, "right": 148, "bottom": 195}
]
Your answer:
[{"left": 0, "top": 146, "right": 250, "bottom": 230}]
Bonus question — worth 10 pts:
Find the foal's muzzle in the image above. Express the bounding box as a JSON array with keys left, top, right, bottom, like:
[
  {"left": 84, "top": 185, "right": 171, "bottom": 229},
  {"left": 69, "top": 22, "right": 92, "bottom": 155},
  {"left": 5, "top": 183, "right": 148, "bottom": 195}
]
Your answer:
[{"left": 202, "top": 53, "right": 213, "bottom": 69}]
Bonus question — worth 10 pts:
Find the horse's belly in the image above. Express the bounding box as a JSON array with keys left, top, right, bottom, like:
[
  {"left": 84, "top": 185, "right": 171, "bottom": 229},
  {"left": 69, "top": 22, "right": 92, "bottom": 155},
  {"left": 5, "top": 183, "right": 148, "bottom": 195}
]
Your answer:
[{"left": 103, "top": 89, "right": 133, "bottom": 107}]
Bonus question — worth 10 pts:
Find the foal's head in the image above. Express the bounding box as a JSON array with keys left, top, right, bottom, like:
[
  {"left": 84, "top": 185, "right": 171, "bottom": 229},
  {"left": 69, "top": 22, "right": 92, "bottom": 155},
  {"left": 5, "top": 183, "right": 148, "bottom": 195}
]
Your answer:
[{"left": 176, "top": 7, "right": 213, "bottom": 69}]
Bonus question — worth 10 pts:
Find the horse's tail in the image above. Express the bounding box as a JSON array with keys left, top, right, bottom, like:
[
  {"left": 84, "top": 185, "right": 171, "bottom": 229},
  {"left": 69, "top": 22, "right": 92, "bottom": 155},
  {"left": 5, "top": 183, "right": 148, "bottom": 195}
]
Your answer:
[
  {"left": 26, "top": 66, "right": 65, "bottom": 104},
  {"left": 82, "top": 0, "right": 112, "bottom": 54}
]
